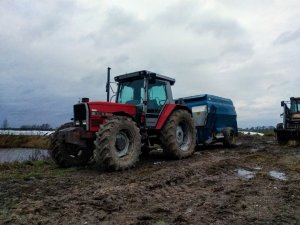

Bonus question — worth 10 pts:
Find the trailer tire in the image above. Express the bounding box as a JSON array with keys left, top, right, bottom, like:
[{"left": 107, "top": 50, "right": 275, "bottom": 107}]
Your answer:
[
  {"left": 223, "top": 127, "right": 236, "bottom": 148},
  {"left": 160, "top": 109, "right": 196, "bottom": 159},
  {"left": 49, "top": 123, "right": 93, "bottom": 167},
  {"left": 94, "top": 116, "right": 141, "bottom": 171}
]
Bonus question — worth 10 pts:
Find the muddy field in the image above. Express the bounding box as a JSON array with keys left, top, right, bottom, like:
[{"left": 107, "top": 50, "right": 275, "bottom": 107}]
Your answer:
[{"left": 1, "top": 135, "right": 300, "bottom": 225}]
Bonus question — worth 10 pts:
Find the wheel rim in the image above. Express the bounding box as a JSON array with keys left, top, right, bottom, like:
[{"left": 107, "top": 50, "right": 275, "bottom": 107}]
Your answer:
[
  {"left": 115, "top": 130, "right": 131, "bottom": 157},
  {"left": 65, "top": 144, "right": 84, "bottom": 158},
  {"left": 231, "top": 133, "right": 235, "bottom": 143},
  {"left": 230, "top": 131, "right": 236, "bottom": 144},
  {"left": 176, "top": 121, "right": 191, "bottom": 151}
]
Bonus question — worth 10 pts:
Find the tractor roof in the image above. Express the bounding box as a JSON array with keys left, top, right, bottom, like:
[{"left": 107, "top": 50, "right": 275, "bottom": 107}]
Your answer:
[
  {"left": 291, "top": 97, "right": 300, "bottom": 100},
  {"left": 114, "top": 70, "right": 175, "bottom": 85}
]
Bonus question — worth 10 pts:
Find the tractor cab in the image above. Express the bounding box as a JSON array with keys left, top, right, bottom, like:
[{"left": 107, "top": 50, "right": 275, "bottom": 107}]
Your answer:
[
  {"left": 114, "top": 71, "right": 175, "bottom": 128},
  {"left": 275, "top": 97, "right": 300, "bottom": 146},
  {"left": 289, "top": 97, "right": 300, "bottom": 119},
  {"left": 278, "top": 97, "right": 300, "bottom": 130}
]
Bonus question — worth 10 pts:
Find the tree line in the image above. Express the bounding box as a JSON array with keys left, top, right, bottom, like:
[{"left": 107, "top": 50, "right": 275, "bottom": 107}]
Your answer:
[{"left": 1, "top": 119, "right": 53, "bottom": 130}]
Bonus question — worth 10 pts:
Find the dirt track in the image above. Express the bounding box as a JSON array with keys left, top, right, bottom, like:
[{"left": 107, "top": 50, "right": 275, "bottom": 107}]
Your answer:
[{"left": 1, "top": 135, "right": 300, "bottom": 225}]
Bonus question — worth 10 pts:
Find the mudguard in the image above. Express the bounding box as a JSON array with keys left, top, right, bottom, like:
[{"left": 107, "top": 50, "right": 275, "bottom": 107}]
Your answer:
[{"left": 156, "top": 104, "right": 192, "bottom": 129}]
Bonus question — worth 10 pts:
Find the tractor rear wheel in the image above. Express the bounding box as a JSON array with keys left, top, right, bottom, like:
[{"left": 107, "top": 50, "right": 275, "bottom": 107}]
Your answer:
[
  {"left": 49, "top": 123, "right": 93, "bottom": 167},
  {"left": 222, "top": 127, "right": 236, "bottom": 148},
  {"left": 94, "top": 116, "right": 141, "bottom": 171},
  {"left": 160, "top": 109, "right": 196, "bottom": 159}
]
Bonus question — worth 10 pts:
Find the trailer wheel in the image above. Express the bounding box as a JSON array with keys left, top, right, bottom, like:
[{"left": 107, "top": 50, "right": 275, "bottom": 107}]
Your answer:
[
  {"left": 160, "top": 109, "right": 196, "bottom": 159},
  {"left": 222, "top": 127, "right": 236, "bottom": 148},
  {"left": 94, "top": 116, "right": 141, "bottom": 171},
  {"left": 49, "top": 123, "right": 93, "bottom": 167}
]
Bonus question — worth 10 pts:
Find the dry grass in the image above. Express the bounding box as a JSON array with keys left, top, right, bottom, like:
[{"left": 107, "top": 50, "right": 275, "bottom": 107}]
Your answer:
[
  {"left": 0, "top": 160, "right": 80, "bottom": 181},
  {"left": 0, "top": 135, "right": 50, "bottom": 149}
]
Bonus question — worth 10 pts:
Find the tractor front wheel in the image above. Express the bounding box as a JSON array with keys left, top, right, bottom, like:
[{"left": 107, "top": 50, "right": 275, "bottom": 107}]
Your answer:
[
  {"left": 160, "top": 109, "right": 196, "bottom": 159},
  {"left": 49, "top": 123, "right": 93, "bottom": 167},
  {"left": 94, "top": 116, "right": 142, "bottom": 171}
]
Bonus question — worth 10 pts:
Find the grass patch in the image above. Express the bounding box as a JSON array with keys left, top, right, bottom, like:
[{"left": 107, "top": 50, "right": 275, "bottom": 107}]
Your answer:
[
  {"left": 0, "top": 160, "right": 79, "bottom": 181},
  {"left": 0, "top": 135, "right": 50, "bottom": 148},
  {"left": 263, "top": 131, "right": 275, "bottom": 137}
]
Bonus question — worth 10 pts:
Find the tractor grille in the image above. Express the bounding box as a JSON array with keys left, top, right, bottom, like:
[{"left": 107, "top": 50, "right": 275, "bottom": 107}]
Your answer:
[
  {"left": 74, "top": 104, "right": 87, "bottom": 120},
  {"left": 74, "top": 104, "right": 88, "bottom": 129}
]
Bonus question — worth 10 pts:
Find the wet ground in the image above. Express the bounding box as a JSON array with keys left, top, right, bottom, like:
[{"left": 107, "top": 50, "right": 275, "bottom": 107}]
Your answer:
[
  {"left": 0, "top": 149, "right": 49, "bottom": 163},
  {"left": 1, "top": 135, "right": 300, "bottom": 225}
]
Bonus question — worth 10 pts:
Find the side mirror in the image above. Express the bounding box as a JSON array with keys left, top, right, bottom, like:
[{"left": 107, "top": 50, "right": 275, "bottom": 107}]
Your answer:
[{"left": 281, "top": 101, "right": 284, "bottom": 107}]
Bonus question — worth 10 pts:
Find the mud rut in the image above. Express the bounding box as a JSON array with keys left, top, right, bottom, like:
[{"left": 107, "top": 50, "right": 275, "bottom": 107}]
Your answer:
[{"left": 1, "top": 136, "right": 300, "bottom": 225}]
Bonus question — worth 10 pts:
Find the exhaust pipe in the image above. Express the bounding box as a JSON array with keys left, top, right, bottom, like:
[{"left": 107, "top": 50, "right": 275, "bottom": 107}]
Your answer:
[{"left": 106, "top": 67, "right": 111, "bottom": 102}]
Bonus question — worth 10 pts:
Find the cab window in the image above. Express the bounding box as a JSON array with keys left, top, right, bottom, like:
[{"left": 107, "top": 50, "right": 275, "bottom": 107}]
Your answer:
[
  {"left": 147, "top": 81, "right": 167, "bottom": 113},
  {"left": 117, "top": 79, "right": 144, "bottom": 105},
  {"left": 291, "top": 100, "right": 300, "bottom": 113}
]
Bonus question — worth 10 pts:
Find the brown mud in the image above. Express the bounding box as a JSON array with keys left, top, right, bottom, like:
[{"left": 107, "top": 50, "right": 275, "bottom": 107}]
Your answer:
[{"left": 1, "top": 135, "right": 300, "bottom": 225}]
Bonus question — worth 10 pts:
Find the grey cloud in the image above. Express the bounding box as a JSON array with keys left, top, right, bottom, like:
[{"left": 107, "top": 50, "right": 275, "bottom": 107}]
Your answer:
[
  {"left": 220, "top": 41, "right": 254, "bottom": 58},
  {"left": 1, "top": 0, "right": 77, "bottom": 41},
  {"left": 274, "top": 28, "right": 300, "bottom": 45},
  {"left": 88, "top": 7, "right": 147, "bottom": 47},
  {"left": 0, "top": 0, "right": 299, "bottom": 129},
  {"left": 187, "top": 15, "right": 254, "bottom": 61},
  {"left": 188, "top": 17, "right": 245, "bottom": 39},
  {"left": 155, "top": 1, "right": 199, "bottom": 26}
]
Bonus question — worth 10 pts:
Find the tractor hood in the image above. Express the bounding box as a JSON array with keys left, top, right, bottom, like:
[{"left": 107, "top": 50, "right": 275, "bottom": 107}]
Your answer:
[
  {"left": 87, "top": 101, "right": 137, "bottom": 115},
  {"left": 73, "top": 101, "right": 137, "bottom": 132}
]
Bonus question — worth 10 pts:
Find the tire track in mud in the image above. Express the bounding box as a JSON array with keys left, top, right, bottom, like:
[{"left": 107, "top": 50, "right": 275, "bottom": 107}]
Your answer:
[{"left": 3, "top": 136, "right": 300, "bottom": 225}]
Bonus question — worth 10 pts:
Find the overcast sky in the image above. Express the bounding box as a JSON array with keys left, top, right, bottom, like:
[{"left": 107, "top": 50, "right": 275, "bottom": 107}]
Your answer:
[{"left": 1, "top": 0, "right": 300, "bottom": 128}]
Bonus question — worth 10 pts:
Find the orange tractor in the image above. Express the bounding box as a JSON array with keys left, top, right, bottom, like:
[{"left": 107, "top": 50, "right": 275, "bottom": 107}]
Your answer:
[{"left": 275, "top": 97, "right": 300, "bottom": 146}]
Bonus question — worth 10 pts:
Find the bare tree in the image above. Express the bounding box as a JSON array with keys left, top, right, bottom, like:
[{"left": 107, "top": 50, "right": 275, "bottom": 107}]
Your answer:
[{"left": 2, "top": 119, "right": 8, "bottom": 129}]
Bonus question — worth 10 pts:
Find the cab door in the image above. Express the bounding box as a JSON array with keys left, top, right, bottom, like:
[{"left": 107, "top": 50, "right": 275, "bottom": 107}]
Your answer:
[{"left": 145, "top": 80, "right": 168, "bottom": 128}]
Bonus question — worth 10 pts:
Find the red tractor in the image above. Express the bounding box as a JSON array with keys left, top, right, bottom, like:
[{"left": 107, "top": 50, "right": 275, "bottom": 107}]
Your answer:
[{"left": 49, "top": 69, "right": 196, "bottom": 170}]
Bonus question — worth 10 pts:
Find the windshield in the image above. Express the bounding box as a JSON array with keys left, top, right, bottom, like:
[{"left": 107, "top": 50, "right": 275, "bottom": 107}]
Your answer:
[
  {"left": 290, "top": 99, "right": 300, "bottom": 113},
  {"left": 147, "top": 81, "right": 167, "bottom": 113},
  {"left": 117, "top": 79, "right": 144, "bottom": 105}
]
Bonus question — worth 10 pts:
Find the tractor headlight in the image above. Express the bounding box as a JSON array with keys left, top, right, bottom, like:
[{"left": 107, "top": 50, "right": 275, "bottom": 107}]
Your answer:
[
  {"left": 82, "top": 120, "right": 87, "bottom": 125},
  {"left": 75, "top": 121, "right": 80, "bottom": 126}
]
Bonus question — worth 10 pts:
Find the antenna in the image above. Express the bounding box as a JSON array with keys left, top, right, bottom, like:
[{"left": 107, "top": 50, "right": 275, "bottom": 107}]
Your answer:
[{"left": 106, "top": 67, "right": 111, "bottom": 102}]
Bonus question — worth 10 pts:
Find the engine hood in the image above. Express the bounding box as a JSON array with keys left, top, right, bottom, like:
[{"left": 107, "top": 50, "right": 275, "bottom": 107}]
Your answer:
[{"left": 87, "top": 101, "right": 137, "bottom": 115}]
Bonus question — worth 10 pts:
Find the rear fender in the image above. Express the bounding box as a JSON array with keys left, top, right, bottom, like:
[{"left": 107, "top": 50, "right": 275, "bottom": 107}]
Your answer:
[{"left": 156, "top": 104, "right": 192, "bottom": 129}]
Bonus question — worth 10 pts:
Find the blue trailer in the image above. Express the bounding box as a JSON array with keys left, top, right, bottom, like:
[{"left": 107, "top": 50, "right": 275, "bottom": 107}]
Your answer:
[{"left": 177, "top": 94, "right": 238, "bottom": 146}]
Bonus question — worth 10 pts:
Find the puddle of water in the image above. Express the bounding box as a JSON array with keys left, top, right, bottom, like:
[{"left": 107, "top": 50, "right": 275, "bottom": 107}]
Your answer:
[
  {"left": 254, "top": 166, "right": 262, "bottom": 170},
  {"left": 0, "top": 148, "right": 49, "bottom": 163},
  {"left": 269, "top": 170, "right": 288, "bottom": 181},
  {"left": 236, "top": 169, "right": 256, "bottom": 179}
]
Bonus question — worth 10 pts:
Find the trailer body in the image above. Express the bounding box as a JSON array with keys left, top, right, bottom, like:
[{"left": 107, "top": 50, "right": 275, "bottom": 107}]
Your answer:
[{"left": 177, "top": 94, "right": 238, "bottom": 144}]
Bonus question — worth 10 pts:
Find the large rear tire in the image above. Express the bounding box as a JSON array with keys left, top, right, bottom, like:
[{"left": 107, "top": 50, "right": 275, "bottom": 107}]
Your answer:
[
  {"left": 48, "top": 123, "right": 93, "bottom": 167},
  {"left": 94, "top": 116, "right": 142, "bottom": 171},
  {"left": 160, "top": 109, "right": 196, "bottom": 159}
]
